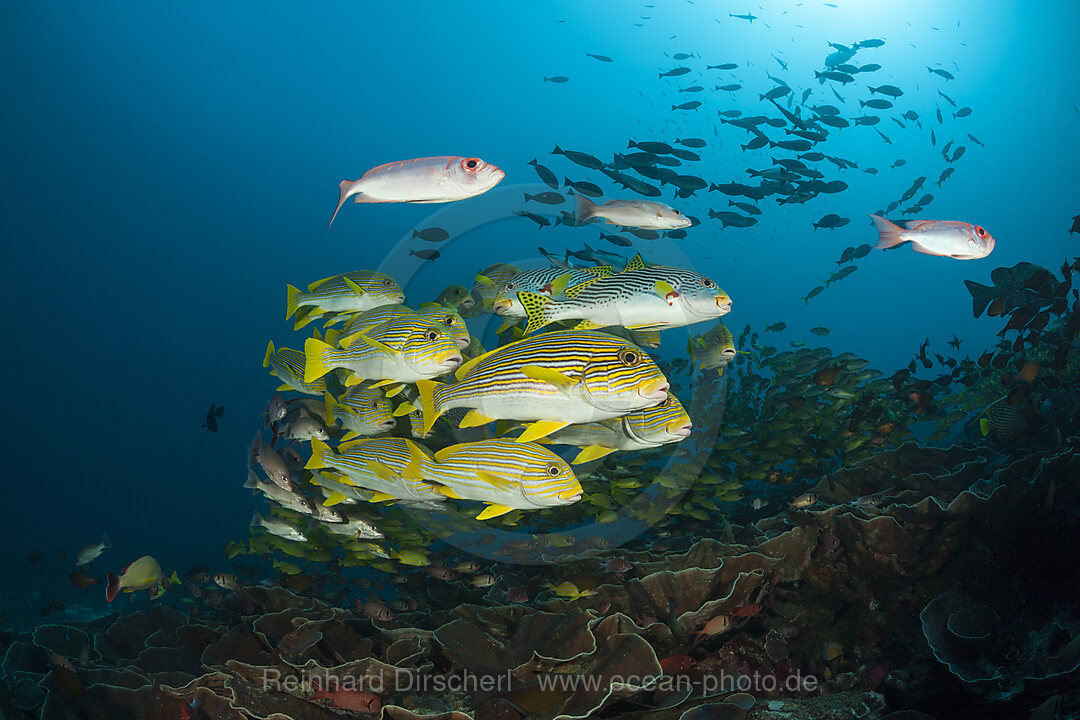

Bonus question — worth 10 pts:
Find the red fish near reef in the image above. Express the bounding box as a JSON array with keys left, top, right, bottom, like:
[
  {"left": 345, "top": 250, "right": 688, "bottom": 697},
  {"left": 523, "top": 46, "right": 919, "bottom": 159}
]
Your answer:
[
  {"left": 731, "top": 603, "right": 764, "bottom": 618},
  {"left": 659, "top": 654, "right": 696, "bottom": 674},
  {"left": 309, "top": 682, "right": 382, "bottom": 713}
]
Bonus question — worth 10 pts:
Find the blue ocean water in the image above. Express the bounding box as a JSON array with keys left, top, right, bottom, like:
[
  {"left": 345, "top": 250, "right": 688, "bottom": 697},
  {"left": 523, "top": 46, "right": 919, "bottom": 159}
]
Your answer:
[{"left": 1, "top": 2, "right": 1079, "bottom": 715}]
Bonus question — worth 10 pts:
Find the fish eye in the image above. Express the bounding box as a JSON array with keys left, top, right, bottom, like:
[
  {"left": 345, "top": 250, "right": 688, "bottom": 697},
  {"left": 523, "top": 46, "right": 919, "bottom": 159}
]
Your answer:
[
  {"left": 383, "top": 279, "right": 394, "bottom": 287},
  {"left": 370, "top": 401, "right": 378, "bottom": 408},
  {"left": 975, "top": 226, "right": 987, "bottom": 237},
  {"left": 673, "top": 210, "right": 682, "bottom": 215},
  {"left": 464, "top": 157, "right": 480, "bottom": 170},
  {"left": 505, "top": 282, "right": 515, "bottom": 291},
  {"left": 619, "top": 349, "right": 641, "bottom": 366},
  {"left": 658, "top": 396, "right": 670, "bottom": 407},
  {"left": 546, "top": 463, "right": 561, "bottom": 476},
  {"left": 426, "top": 330, "right": 439, "bottom": 342},
  {"left": 444, "top": 315, "right": 454, "bottom": 324},
  {"left": 701, "top": 278, "right": 714, "bottom": 287}
]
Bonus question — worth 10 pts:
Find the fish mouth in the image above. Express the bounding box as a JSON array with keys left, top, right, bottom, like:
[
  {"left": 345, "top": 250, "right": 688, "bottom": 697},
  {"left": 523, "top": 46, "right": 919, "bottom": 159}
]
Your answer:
[
  {"left": 456, "top": 337, "right": 471, "bottom": 350},
  {"left": 492, "top": 299, "right": 512, "bottom": 315},
  {"left": 379, "top": 419, "right": 397, "bottom": 431},
  {"left": 558, "top": 490, "right": 583, "bottom": 502},
  {"left": 640, "top": 379, "right": 670, "bottom": 401},
  {"left": 667, "top": 421, "right": 693, "bottom": 438},
  {"left": 440, "top": 355, "right": 463, "bottom": 370},
  {"left": 715, "top": 294, "right": 733, "bottom": 313}
]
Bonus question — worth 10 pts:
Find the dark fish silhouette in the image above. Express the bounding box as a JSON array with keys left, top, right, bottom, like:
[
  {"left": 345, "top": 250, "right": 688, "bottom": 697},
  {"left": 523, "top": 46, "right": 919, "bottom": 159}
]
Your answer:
[{"left": 202, "top": 403, "right": 224, "bottom": 432}]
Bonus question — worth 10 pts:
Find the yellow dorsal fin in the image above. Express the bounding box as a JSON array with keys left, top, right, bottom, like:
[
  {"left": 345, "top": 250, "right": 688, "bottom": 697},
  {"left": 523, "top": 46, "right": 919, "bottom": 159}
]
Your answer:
[
  {"left": 393, "top": 401, "right": 416, "bottom": 417},
  {"left": 517, "top": 419, "right": 571, "bottom": 443},
  {"left": 584, "top": 265, "right": 614, "bottom": 278},
  {"left": 623, "top": 253, "right": 646, "bottom": 272},
  {"left": 263, "top": 341, "right": 275, "bottom": 368},
  {"left": 520, "top": 365, "right": 579, "bottom": 395},
  {"left": 383, "top": 384, "right": 405, "bottom": 398}
]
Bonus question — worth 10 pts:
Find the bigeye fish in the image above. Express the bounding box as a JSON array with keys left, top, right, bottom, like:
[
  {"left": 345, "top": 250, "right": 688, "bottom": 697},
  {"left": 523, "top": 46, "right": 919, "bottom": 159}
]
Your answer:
[
  {"left": 263, "top": 342, "right": 327, "bottom": 396},
  {"left": 517, "top": 254, "right": 731, "bottom": 334},
  {"left": 76, "top": 535, "right": 110, "bottom": 567},
  {"left": 333, "top": 304, "right": 470, "bottom": 351},
  {"left": 249, "top": 432, "right": 293, "bottom": 490},
  {"left": 492, "top": 266, "right": 613, "bottom": 320},
  {"left": 421, "top": 440, "right": 583, "bottom": 519},
  {"left": 251, "top": 512, "right": 307, "bottom": 542},
  {"left": 329, "top": 156, "right": 505, "bottom": 226},
  {"left": 539, "top": 392, "right": 692, "bottom": 463},
  {"left": 326, "top": 385, "right": 397, "bottom": 439},
  {"left": 307, "top": 437, "right": 445, "bottom": 505},
  {"left": 416, "top": 330, "right": 670, "bottom": 442},
  {"left": 869, "top": 215, "right": 995, "bottom": 259},
  {"left": 105, "top": 556, "right": 178, "bottom": 602},
  {"left": 576, "top": 195, "right": 692, "bottom": 230},
  {"left": 688, "top": 321, "right": 738, "bottom": 375},
  {"left": 471, "top": 263, "right": 521, "bottom": 312},
  {"left": 243, "top": 469, "right": 313, "bottom": 515},
  {"left": 434, "top": 284, "right": 476, "bottom": 314},
  {"left": 311, "top": 509, "right": 383, "bottom": 540},
  {"left": 286, "top": 270, "right": 404, "bottom": 328},
  {"left": 304, "top": 317, "right": 462, "bottom": 386}
]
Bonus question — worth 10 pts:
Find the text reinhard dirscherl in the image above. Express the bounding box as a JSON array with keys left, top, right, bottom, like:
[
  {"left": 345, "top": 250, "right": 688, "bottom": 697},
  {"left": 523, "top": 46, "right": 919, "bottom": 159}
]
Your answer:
[{"left": 262, "top": 668, "right": 819, "bottom": 695}]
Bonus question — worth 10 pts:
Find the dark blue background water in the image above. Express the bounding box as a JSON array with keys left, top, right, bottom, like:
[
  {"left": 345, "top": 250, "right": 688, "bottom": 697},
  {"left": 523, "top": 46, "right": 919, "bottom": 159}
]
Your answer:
[{"left": 2, "top": 1, "right": 1077, "bottom": 624}]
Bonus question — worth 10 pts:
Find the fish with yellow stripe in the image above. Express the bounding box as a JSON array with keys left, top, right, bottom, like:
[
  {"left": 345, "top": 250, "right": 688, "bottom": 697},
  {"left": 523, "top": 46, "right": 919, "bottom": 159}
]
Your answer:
[
  {"left": 263, "top": 342, "right": 327, "bottom": 395},
  {"left": 286, "top": 270, "right": 405, "bottom": 328},
  {"left": 333, "top": 304, "right": 470, "bottom": 350},
  {"left": 492, "top": 266, "right": 613, "bottom": 322},
  {"left": 325, "top": 384, "right": 397, "bottom": 439},
  {"left": 517, "top": 254, "right": 731, "bottom": 335},
  {"left": 688, "top": 321, "right": 738, "bottom": 376},
  {"left": 538, "top": 392, "right": 692, "bottom": 463},
  {"left": 470, "top": 263, "right": 520, "bottom": 312},
  {"left": 304, "top": 316, "right": 462, "bottom": 386},
  {"left": 420, "top": 439, "right": 582, "bottom": 519},
  {"left": 307, "top": 437, "right": 446, "bottom": 506},
  {"left": 416, "top": 330, "right": 670, "bottom": 442},
  {"left": 434, "top": 284, "right": 476, "bottom": 315}
]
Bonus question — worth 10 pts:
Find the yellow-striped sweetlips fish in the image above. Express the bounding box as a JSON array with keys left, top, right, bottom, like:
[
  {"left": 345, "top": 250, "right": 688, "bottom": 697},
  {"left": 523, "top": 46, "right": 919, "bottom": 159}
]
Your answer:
[
  {"left": 518, "top": 254, "right": 731, "bottom": 334},
  {"left": 416, "top": 330, "right": 670, "bottom": 442},
  {"left": 286, "top": 270, "right": 405, "bottom": 328},
  {"left": 307, "top": 438, "right": 445, "bottom": 505},
  {"left": 540, "top": 392, "right": 692, "bottom": 463},
  {"left": 335, "top": 304, "right": 470, "bottom": 351},
  {"left": 304, "top": 316, "right": 462, "bottom": 385},
  {"left": 470, "top": 263, "right": 520, "bottom": 312},
  {"left": 688, "top": 321, "right": 738, "bottom": 376},
  {"left": 263, "top": 341, "right": 327, "bottom": 395},
  {"left": 325, "top": 385, "right": 397, "bottom": 439},
  {"left": 421, "top": 439, "right": 582, "bottom": 519},
  {"left": 492, "top": 266, "right": 613, "bottom": 319}
]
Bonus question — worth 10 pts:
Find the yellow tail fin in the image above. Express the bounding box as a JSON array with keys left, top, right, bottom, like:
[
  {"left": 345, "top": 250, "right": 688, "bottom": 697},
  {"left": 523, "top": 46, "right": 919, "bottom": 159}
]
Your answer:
[
  {"left": 303, "top": 338, "right": 336, "bottom": 382},
  {"left": 286, "top": 285, "right": 302, "bottom": 320},
  {"left": 306, "top": 438, "right": 333, "bottom": 469}
]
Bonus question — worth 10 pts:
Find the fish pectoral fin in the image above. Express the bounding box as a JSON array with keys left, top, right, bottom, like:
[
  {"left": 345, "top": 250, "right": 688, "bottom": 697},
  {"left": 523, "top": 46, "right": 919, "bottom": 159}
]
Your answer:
[
  {"left": 342, "top": 276, "right": 368, "bottom": 298},
  {"left": 517, "top": 419, "right": 571, "bottom": 443},
  {"left": 476, "top": 503, "right": 516, "bottom": 520},
  {"left": 520, "top": 364, "right": 580, "bottom": 395},
  {"left": 324, "top": 491, "right": 348, "bottom": 507},
  {"left": 979, "top": 417, "right": 991, "bottom": 436},
  {"left": 654, "top": 279, "right": 678, "bottom": 303},
  {"left": 393, "top": 401, "right": 416, "bottom": 417},
  {"left": 352, "top": 333, "right": 398, "bottom": 356},
  {"left": 476, "top": 471, "right": 516, "bottom": 491},
  {"left": 547, "top": 272, "right": 574, "bottom": 297},
  {"left": 383, "top": 383, "right": 406, "bottom": 398},
  {"left": 459, "top": 409, "right": 496, "bottom": 429},
  {"left": 276, "top": 383, "right": 294, "bottom": 391},
  {"left": 474, "top": 273, "right": 494, "bottom": 286},
  {"left": 495, "top": 318, "right": 521, "bottom": 335},
  {"left": 367, "top": 461, "right": 397, "bottom": 482},
  {"left": 572, "top": 445, "right": 617, "bottom": 464}
]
